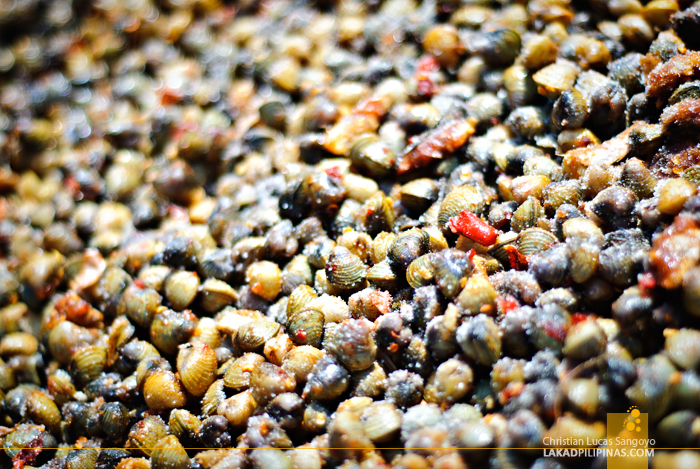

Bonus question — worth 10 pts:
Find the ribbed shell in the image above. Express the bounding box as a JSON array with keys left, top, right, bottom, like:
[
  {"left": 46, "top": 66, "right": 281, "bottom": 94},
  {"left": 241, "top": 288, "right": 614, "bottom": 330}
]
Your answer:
[
  {"left": 236, "top": 320, "right": 281, "bottom": 352},
  {"left": 0, "top": 332, "right": 38, "bottom": 357},
  {"left": 99, "top": 402, "right": 129, "bottom": 442},
  {"left": 511, "top": 197, "right": 543, "bottom": 233},
  {"left": 406, "top": 254, "right": 436, "bottom": 289},
  {"left": 286, "top": 285, "right": 318, "bottom": 320},
  {"left": 169, "top": 408, "right": 202, "bottom": 440},
  {"left": 126, "top": 415, "right": 169, "bottom": 457},
  {"left": 69, "top": 344, "right": 107, "bottom": 387},
  {"left": 65, "top": 448, "right": 99, "bottom": 469},
  {"left": 367, "top": 261, "right": 398, "bottom": 289},
  {"left": 361, "top": 402, "right": 402, "bottom": 443},
  {"left": 151, "top": 435, "right": 190, "bottom": 469},
  {"left": 224, "top": 353, "right": 266, "bottom": 390},
  {"left": 437, "top": 185, "right": 486, "bottom": 232},
  {"left": 25, "top": 390, "right": 61, "bottom": 435},
  {"left": 288, "top": 308, "right": 325, "bottom": 347},
  {"left": 202, "top": 379, "right": 226, "bottom": 416},
  {"left": 517, "top": 228, "right": 558, "bottom": 255},
  {"left": 177, "top": 341, "right": 217, "bottom": 396},
  {"left": 325, "top": 246, "right": 367, "bottom": 289}
]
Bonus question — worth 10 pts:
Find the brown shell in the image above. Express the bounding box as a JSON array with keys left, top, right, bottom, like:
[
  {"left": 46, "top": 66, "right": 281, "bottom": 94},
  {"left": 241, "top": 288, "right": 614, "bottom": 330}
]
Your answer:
[
  {"left": 224, "top": 353, "right": 266, "bottom": 390},
  {"left": 143, "top": 370, "right": 187, "bottom": 410}
]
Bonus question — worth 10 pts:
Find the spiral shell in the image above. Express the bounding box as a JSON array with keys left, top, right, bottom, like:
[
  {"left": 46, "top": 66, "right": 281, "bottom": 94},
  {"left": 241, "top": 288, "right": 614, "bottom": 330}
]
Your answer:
[
  {"left": 282, "top": 345, "right": 325, "bottom": 383},
  {"left": 325, "top": 246, "right": 367, "bottom": 289},
  {"left": 288, "top": 307, "right": 325, "bottom": 347},
  {"left": 349, "top": 135, "right": 396, "bottom": 177},
  {"left": 325, "top": 318, "right": 377, "bottom": 372},
  {"left": 177, "top": 341, "right": 217, "bottom": 396},
  {"left": 250, "top": 362, "right": 297, "bottom": 404}
]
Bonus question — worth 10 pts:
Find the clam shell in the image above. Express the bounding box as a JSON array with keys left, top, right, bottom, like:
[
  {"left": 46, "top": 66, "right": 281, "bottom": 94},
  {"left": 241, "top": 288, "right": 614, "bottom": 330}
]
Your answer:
[
  {"left": 361, "top": 402, "right": 402, "bottom": 443},
  {"left": 236, "top": 319, "right": 281, "bottom": 352},
  {"left": 169, "top": 409, "right": 202, "bottom": 441},
  {"left": 0, "top": 332, "right": 38, "bottom": 357},
  {"left": 202, "top": 379, "right": 226, "bottom": 416},
  {"left": 224, "top": 353, "right": 266, "bottom": 390},
  {"left": 325, "top": 246, "right": 367, "bottom": 289},
  {"left": 288, "top": 308, "right": 325, "bottom": 347},
  {"left": 286, "top": 285, "right": 318, "bottom": 320},
  {"left": 406, "top": 254, "right": 436, "bottom": 289},
  {"left": 177, "top": 341, "right": 217, "bottom": 396},
  {"left": 511, "top": 197, "right": 543, "bottom": 233},
  {"left": 367, "top": 261, "right": 398, "bottom": 289},
  {"left": 400, "top": 178, "right": 440, "bottom": 214},
  {"left": 437, "top": 185, "right": 486, "bottom": 232},
  {"left": 143, "top": 370, "right": 187, "bottom": 410},
  {"left": 151, "top": 435, "right": 190, "bottom": 469},
  {"left": 200, "top": 279, "right": 238, "bottom": 314},
  {"left": 517, "top": 228, "right": 558, "bottom": 256},
  {"left": 69, "top": 345, "right": 107, "bottom": 387},
  {"left": 99, "top": 402, "right": 129, "bottom": 442},
  {"left": 26, "top": 390, "right": 61, "bottom": 435},
  {"left": 126, "top": 415, "right": 169, "bottom": 457},
  {"left": 65, "top": 448, "right": 99, "bottom": 469}
]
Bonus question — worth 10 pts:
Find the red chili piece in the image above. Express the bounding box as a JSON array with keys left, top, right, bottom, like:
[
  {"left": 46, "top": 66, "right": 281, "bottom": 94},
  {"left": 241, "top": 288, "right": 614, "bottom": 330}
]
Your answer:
[
  {"left": 571, "top": 313, "right": 588, "bottom": 325},
  {"left": 449, "top": 209, "right": 498, "bottom": 246}
]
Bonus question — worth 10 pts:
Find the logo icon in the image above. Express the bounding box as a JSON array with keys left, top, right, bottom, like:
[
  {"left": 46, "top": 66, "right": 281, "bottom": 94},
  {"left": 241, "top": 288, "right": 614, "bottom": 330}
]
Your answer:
[{"left": 607, "top": 407, "right": 651, "bottom": 469}]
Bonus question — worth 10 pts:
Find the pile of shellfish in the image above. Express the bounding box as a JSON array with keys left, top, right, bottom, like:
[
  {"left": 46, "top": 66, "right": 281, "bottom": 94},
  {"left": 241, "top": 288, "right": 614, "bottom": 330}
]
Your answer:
[{"left": 1, "top": 0, "right": 700, "bottom": 468}]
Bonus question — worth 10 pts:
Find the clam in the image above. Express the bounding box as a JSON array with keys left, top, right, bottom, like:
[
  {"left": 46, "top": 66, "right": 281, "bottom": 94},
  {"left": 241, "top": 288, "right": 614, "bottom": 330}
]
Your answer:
[
  {"left": 325, "top": 246, "right": 367, "bottom": 289},
  {"left": 288, "top": 307, "right": 325, "bottom": 347},
  {"left": 517, "top": 228, "right": 558, "bottom": 256},
  {"left": 177, "top": 341, "right": 217, "bottom": 396}
]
